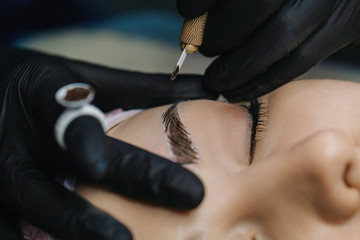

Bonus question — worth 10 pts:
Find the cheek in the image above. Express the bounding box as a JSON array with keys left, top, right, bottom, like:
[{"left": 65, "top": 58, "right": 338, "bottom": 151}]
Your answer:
[
  {"left": 185, "top": 159, "right": 243, "bottom": 201},
  {"left": 257, "top": 103, "right": 316, "bottom": 160},
  {"left": 184, "top": 158, "right": 248, "bottom": 225},
  {"left": 77, "top": 185, "right": 187, "bottom": 240}
]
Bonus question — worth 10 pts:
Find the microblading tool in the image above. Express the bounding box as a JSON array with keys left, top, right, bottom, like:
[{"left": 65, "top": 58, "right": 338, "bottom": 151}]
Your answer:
[{"left": 170, "top": 12, "right": 208, "bottom": 80}]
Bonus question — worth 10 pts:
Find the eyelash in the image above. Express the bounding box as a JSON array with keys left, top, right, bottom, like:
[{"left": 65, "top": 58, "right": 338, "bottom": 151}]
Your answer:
[{"left": 242, "top": 97, "right": 267, "bottom": 164}]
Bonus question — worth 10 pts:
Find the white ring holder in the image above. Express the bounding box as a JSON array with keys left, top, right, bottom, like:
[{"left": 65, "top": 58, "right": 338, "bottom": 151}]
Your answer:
[{"left": 54, "top": 83, "right": 106, "bottom": 150}]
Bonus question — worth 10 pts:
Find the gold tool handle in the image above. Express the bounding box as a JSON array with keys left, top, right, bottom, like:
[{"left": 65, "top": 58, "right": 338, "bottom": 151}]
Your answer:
[{"left": 180, "top": 12, "right": 208, "bottom": 54}]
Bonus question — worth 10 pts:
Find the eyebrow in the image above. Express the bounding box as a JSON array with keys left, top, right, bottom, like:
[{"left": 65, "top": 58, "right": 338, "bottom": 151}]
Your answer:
[{"left": 162, "top": 103, "right": 199, "bottom": 165}]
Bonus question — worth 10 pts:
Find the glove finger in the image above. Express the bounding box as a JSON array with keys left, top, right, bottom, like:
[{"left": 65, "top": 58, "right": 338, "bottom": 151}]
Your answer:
[
  {"left": 203, "top": 0, "right": 336, "bottom": 93},
  {"left": 1, "top": 156, "right": 132, "bottom": 240},
  {"left": 101, "top": 137, "right": 204, "bottom": 210},
  {"left": 66, "top": 59, "right": 218, "bottom": 112},
  {"left": 66, "top": 120, "right": 205, "bottom": 210},
  {"left": 200, "top": 0, "right": 285, "bottom": 57},
  {"left": 19, "top": 56, "right": 110, "bottom": 178},
  {"left": 177, "top": 0, "right": 218, "bottom": 19},
  {"left": 15, "top": 49, "right": 207, "bottom": 208},
  {"left": 222, "top": 1, "right": 357, "bottom": 101},
  {"left": 25, "top": 53, "right": 206, "bottom": 181},
  {"left": 18, "top": 49, "right": 214, "bottom": 129},
  {"left": 0, "top": 204, "right": 22, "bottom": 240},
  {"left": 63, "top": 116, "right": 108, "bottom": 178}
]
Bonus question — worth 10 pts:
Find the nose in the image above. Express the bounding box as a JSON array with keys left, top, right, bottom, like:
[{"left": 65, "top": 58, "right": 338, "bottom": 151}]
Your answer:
[{"left": 291, "top": 130, "right": 360, "bottom": 222}]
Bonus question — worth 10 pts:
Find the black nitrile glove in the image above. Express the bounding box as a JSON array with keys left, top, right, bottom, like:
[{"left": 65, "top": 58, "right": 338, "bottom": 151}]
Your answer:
[
  {"left": 0, "top": 47, "right": 217, "bottom": 240},
  {"left": 177, "top": 0, "right": 360, "bottom": 101}
]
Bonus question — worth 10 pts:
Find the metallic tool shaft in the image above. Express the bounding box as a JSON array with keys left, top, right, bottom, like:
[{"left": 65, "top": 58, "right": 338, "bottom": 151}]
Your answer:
[{"left": 170, "top": 12, "right": 208, "bottom": 80}]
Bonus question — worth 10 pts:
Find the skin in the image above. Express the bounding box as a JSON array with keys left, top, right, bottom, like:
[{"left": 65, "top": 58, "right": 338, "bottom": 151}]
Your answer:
[{"left": 77, "top": 79, "right": 360, "bottom": 240}]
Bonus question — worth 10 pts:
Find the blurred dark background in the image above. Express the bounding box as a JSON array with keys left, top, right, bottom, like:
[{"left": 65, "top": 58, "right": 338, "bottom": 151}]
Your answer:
[
  {"left": 0, "top": 0, "right": 177, "bottom": 45},
  {"left": 1, "top": 0, "right": 359, "bottom": 75}
]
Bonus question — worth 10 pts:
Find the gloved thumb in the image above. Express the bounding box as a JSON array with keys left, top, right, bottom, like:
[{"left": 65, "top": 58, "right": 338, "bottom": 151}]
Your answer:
[{"left": 64, "top": 116, "right": 108, "bottom": 178}]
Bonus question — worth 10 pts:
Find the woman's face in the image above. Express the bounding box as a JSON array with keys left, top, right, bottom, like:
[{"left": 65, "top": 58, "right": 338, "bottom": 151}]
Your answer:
[{"left": 77, "top": 79, "right": 360, "bottom": 240}]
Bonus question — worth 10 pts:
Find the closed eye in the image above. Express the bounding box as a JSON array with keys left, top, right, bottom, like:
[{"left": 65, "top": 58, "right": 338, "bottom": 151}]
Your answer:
[{"left": 241, "top": 97, "right": 267, "bottom": 164}]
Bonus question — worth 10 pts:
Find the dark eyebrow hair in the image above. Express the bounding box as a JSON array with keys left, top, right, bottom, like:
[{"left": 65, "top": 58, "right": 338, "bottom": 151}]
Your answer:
[{"left": 162, "top": 103, "right": 199, "bottom": 165}]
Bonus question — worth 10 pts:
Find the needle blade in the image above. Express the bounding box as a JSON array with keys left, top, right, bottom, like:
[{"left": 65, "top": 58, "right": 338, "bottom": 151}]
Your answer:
[{"left": 170, "top": 48, "right": 187, "bottom": 80}]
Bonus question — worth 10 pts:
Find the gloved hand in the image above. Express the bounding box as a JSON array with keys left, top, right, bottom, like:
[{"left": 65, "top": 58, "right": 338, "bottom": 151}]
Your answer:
[
  {"left": 0, "top": 47, "right": 217, "bottom": 240},
  {"left": 177, "top": 0, "right": 360, "bottom": 101}
]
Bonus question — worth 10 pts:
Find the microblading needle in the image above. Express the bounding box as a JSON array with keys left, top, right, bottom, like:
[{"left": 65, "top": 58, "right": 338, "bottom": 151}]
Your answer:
[
  {"left": 170, "top": 48, "right": 187, "bottom": 80},
  {"left": 170, "top": 12, "right": 208, "bottom": 80}
]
